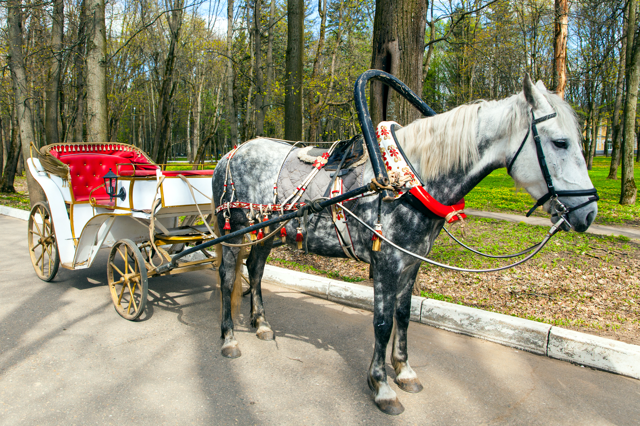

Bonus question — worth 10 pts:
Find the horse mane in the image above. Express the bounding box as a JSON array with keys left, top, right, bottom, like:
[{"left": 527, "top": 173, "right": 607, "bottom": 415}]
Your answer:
[
  {"left": 395, "top": 85, "right": 580, "bottom": 182},
  {"left": 395, "top": 103, "right": 481, "bottom": 181}
]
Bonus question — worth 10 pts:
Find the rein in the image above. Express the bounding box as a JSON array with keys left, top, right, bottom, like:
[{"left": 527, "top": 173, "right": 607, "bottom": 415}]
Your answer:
[{"left": 339, "top": 202, "right": 566, "bottom": 273}]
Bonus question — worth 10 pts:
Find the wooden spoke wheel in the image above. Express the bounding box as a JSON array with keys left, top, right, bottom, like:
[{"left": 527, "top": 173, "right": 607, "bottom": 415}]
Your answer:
[
  {"left": 107, "top": 239, "right": 148, "bottom": 320},
  {"left": 28, "top": 202, "right": 60, "bottom": 282}
]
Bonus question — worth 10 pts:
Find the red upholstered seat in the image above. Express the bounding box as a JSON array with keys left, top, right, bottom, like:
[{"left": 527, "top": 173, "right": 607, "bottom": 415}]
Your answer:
[
  {"left": 59, "top": 154, "right": 128, "bottom": 202},
  {"left": 52, "top": 147, "right": 159, "bottom": 202}
]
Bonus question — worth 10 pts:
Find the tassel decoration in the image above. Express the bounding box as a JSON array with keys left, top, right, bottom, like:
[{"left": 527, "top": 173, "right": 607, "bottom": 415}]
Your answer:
[
  {"left": 223, "top": 217, "right": 231, "bottom": 235},
  {"left": 249, "top": 220, "right": 257, "bottom": 241},
  {"left": 257, "top": 228, "right": 264, "bottom": 241},
  {"left": 280, "top": 227, "right": 287, "bottom": 243},
  {"left": 371, "top": 223, "right": 383, "bottom": 252},
  {"left": 296, "top": 227, "right": 304, "bottom": 250},
  {"left": 263, "top": 214, "right": 270, "bottom": 234}
]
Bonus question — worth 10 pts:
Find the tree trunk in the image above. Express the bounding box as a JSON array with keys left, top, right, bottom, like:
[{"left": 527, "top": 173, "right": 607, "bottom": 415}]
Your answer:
[
  {"left": 86, "top": 0, "right": 108, "bottom": 142},
  {"left": 588, "top": 108, "right": 599, "bottom": 169},
  {"left": 186, "top": 98, "right": 192, "bottom": 162},
  {"left": 0, "top": 116, "right": 21, "bottom": 193},
  {"left": 152, "top": 1, "right": 184, "bottom": 164},
  {"left": 620, "top": 0, "right": 639, "bottom": 205},
  {"left": 254, "top": 0, "right": 265, "bottom": 135},
  {"left": 6, "top": 0, "right": 46, "bottom": 205},
  {"left": 193, "top": 80, "right": 203, "bottom": 162},
  {"left": 422, "top": 0, "right": 435, "bottom": 90},
  {"left": 608, "top": 0, "right": 630, "bottom": 179},
  {"left": 74, "top": 0, "right": 87, "bottom": 142},
  {"left": 0, "top": 116, "right": 4, "bottom": 179},
  {"left": 266, "top": 0, "right": 275, "bottom": 111},
  {"left": 45, "top": 0, "right": 63, "bottom": 145},
  {"left": 244, "top": 4, "right": 255, "bottom": 140},
  {"left": 284, "top": 0, "right": 304, "bottom": 141},
  {"left": 553, "top": 0, "right": 569, "bottom": 98},
  {"left": 370, "top": 0, "right": 429, "bottom": 126},
  {"left": 226, "top": 0, "right": 238, "bottom": 147},
  {"left": 604, "top": 119, "right": 611, "bottom": 157}
]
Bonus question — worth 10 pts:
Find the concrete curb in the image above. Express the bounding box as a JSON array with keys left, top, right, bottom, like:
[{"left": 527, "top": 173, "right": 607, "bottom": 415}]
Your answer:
[
  {"left": 262, "top": 264, "right": 640, "bottom": 380},
  {"left": 3, "top": 208, "right": 637, "bottom": 380},
  {"left": 0, "top": 205, "right": 30, "bottom": 221}
]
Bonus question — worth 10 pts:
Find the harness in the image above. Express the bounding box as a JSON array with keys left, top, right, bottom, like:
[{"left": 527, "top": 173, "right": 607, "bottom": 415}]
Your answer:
[{"left": 507, "top": 110, "right": 599, "bottom": 221}]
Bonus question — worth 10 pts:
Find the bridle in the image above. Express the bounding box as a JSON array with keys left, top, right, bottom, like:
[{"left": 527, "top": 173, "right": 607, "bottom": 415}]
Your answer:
[{"left": 507, "top": 109, "right": 599, "bottom": 224}]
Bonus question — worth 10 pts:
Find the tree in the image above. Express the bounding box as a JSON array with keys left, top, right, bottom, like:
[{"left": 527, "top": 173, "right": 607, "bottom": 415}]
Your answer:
[
  {"left": 284, "top": 0, "right": 304, "bottom": 140},
  {"left": 152, "top": 0, "right": 185, "bottom": 164},
  {"left": 45, "top": 0, "right": 64, "bottom": 145},
  {"left": 226, "top": 0, "right": 238, "bottom": 146},
  {"left": 370, "top": 0, "right": 428, "bottom": 125},
  {"left": 608, "top": 0, "right": 629, "bottom": 179},
  {"left": 553, "top": 0, "right": 568, "bottom": 98},
  {"left": 620, "top": 0, "right": 639, "bottom": 205},
  {"left": 86, "top": 0, "right": 108, "bottom": 142}
]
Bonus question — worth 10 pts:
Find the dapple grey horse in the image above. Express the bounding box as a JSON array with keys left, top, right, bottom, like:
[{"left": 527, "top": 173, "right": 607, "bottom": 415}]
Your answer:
[{"left": 211, "top": 75, "right": 597, "bottom": 415}]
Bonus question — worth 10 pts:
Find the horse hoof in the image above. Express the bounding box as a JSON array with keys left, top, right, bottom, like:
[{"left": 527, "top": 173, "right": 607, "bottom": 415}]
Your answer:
[
  {"left": 256, "top": 326, "right": 274, "bottom": 341},
  {"left": 375, "top": 398, "right": 405, "bottom": 416},
  {"left": 395, "top": 378, "right": 423, "bottom": 393},
  {"left": 221, "top": 341, "right": 241, "bottom": 358}
]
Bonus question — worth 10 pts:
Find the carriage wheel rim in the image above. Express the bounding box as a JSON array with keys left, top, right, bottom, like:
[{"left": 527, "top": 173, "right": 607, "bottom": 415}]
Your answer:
[
  {"left": 28, "top": 203, "right": 59, "bottom": 282},
  {"left": 108, "top": 240, "right": 148, "bottom": 320}
]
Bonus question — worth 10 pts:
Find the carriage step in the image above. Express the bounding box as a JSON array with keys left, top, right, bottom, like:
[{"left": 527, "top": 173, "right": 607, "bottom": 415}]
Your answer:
[{"left": 157, "top": 224, "right": 211, "bottom": 237}]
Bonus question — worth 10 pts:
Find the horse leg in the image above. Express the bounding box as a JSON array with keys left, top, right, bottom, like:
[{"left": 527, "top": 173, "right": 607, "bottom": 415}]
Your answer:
[
  {"left": 368, "top": 264, "right": 404, "bottom": 415},
  {"left": 217, "top": 243, "right": 243, "bottom": 358},
  {"left": 245, "top": 241, "right": 275, "bottom": 341},
  {"left": 391, "top": 263, "right": 423, "bottom": 393}
]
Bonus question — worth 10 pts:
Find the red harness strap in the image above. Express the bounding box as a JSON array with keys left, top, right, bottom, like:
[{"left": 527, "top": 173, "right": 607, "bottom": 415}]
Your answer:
[
  {"left": 408, "top": 186, "right": 466, "bottom": 223},
  {"left": 215, "top": 201, "right": 305, "bottom": 215}
]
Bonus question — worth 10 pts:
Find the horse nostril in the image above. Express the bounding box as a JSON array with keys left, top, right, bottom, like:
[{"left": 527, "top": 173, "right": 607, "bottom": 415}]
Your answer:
[{"left": 586, "top": 210, "right": 595, "bottom": 226}]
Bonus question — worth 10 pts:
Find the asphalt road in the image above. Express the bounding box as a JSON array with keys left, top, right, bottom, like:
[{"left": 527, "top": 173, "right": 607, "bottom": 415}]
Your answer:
[{"left": 1, "top": 215, "right": 639, "bottom": 425}]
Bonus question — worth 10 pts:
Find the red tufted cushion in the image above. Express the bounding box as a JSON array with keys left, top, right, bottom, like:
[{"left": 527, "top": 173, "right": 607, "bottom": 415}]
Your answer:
[{"left": 59, "top": 154, "right": 130, "bottom": 202}]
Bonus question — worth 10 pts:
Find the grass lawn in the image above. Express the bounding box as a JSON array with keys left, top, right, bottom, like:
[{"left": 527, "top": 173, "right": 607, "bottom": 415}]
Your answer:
[
  {"left": 0, "top": 176, "right": 30, "bottom": 210},
  {"left": 465, "top": 156, "right": 640, "bottom": 226}
]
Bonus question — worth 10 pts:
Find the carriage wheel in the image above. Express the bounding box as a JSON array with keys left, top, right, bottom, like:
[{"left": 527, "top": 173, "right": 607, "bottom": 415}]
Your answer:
[
  {"left": 28, "top": 202, "right": 60, "bottom": 282},
  {"left": 107, "top": 239, "right": 148, "bottom": 320}
]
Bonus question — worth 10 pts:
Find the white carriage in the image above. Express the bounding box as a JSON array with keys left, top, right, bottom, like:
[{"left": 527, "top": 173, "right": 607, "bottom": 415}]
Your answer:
[{"left": 26, "top": 142, "right": 220, "bottom": 320}]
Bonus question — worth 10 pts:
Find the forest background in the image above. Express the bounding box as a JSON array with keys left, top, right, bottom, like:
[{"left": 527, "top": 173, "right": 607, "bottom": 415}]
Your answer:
[{"left": 1, "top": 0, "right": 639, "bottom": 207}]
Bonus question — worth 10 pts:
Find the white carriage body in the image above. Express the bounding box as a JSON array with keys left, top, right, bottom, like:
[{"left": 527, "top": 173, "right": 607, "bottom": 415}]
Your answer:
[{"left": 28, "top": 144, "right": 215, "bottom": 271}]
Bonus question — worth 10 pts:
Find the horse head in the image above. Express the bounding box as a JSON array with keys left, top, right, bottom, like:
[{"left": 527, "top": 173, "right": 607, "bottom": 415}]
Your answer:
[{"left": 508, "top": 74, "right": 598, "bottom": 232}]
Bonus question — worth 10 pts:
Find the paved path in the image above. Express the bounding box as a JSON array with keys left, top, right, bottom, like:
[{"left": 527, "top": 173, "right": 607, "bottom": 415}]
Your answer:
[
  {"left": 467, "top": 208, "right": 640, "bottom": 241},
  {"left": 1, "top": 215, "right": 639, "bottom": 425}
]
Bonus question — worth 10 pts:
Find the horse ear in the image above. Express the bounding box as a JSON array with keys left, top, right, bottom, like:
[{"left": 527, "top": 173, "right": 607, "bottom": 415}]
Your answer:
[
  {"left": 523, "top": 74, "right": 550, "bottom": 110},
  {"left": 535, "top": 80, "right": 548, "bottom": 92}
]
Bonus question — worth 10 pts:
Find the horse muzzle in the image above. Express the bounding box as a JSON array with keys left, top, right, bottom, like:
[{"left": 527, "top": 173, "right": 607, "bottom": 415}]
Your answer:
[{"left": 550, "top": 197, "right": 598, "bottom": 232}]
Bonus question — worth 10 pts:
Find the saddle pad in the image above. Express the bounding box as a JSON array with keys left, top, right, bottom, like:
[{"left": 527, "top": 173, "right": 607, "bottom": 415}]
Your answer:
[
  {"left": 277, "top": 146, "right": 366, "bottom": 207},
  {"left": 296, "top": 135, "right": 368, "bottom": 171}
]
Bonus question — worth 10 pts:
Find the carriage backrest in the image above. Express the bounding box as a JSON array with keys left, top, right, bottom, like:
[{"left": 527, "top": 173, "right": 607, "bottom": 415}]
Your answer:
[{"left": 41, "top": 143, "right": 159, "bottom": 203}]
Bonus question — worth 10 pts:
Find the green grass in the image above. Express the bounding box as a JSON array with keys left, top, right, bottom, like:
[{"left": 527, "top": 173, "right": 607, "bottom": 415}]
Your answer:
[
  {"left": 425, "top": 216, "right": 634, "bottom": 271},
  {"left": 0, "top": 176, "right": 30, "bottom": 211},
  {"left": 466, "top": 156, "right": 640, "bottom": 226}
]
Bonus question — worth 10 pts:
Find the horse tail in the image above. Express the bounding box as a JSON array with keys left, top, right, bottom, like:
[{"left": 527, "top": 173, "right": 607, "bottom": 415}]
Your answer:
[{"left": 213, "top": 218, "right": 246, "bottom": 320}]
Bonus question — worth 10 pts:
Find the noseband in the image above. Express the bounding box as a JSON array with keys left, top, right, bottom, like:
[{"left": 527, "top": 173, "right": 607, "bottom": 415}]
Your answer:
[{"left": 506, "top": 110, "right": 599, "bottom": 223}]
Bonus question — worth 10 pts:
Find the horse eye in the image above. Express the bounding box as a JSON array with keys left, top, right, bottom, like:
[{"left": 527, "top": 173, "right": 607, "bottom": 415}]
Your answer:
[{"left": 552, "top": 139, "right": 568, "bottom": 149}]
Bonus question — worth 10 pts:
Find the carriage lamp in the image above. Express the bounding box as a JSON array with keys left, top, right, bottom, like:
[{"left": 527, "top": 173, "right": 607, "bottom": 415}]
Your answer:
[{"left": 103, "top": 169, "right": 126, "bottom": 202}]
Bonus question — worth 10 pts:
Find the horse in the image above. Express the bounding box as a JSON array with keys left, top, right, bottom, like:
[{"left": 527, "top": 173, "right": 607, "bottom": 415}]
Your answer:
[{"left": 210, "top": 75, "right": 598, "bottom": 415}]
